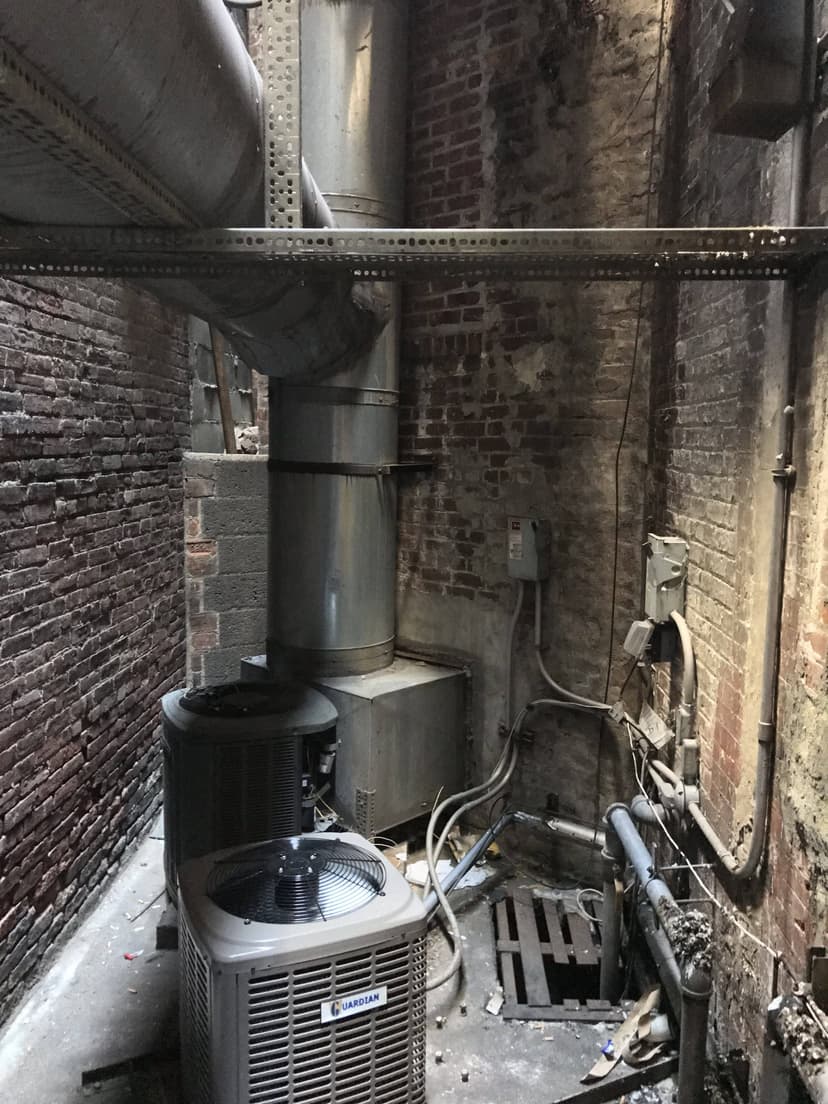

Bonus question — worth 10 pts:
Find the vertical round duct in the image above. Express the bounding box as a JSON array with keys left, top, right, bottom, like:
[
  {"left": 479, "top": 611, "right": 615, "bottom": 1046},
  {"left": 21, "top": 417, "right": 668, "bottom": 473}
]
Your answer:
[{"left": 267, "top": 0, "right": 408, "bottom": 677}]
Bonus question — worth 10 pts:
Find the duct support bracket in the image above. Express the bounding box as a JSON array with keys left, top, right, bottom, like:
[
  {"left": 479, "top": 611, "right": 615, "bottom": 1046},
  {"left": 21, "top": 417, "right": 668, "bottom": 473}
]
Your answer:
[
  {"left": 263, "top": 0, "right": 302, "bottom": 228},
  {"left": 1, "top": 226, "right": 826, "bottom": 282}
]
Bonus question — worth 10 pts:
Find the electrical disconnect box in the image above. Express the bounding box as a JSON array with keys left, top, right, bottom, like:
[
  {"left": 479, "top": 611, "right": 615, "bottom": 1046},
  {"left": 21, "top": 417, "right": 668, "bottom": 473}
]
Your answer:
[
  {"left": 507, "top": 517, "right": 551, "bottom": 581},
  {"left": 645, "top": 533, "right": 689, "bottom": 623}
]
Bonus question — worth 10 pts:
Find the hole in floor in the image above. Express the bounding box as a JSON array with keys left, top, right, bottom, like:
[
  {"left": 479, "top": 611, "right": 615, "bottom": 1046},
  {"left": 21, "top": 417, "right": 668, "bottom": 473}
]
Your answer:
[{"left": 493, "top": 888, "right": 630, "bottom": 1023}]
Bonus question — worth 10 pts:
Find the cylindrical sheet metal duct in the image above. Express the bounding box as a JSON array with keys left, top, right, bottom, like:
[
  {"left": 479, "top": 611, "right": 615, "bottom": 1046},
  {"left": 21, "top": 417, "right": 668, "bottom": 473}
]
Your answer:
[
  {"left": 0, "top": 0, "right": 263, "bottom": 226},
  {"left": 0, "top": 0, "right": 383, "bottom": 379},
  {"left": 267, "top": 0, "right": 408, "bottom": 677}
]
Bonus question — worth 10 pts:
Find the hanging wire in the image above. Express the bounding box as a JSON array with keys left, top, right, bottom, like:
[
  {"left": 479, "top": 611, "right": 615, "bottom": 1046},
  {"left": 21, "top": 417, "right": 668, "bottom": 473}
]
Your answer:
[
  {"left": 624, "top": 722, "right": 782, "bottom": 962},
  {"left": 594, "top": 0, "right": 669, "bottom": 833}
]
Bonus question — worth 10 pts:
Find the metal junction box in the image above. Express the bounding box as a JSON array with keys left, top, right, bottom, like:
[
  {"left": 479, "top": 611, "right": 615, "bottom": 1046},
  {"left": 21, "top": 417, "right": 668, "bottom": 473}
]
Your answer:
[
  {"left": 645, "top": 533, "right": 689, "bottom": 624},
  {"left": 507, "top": 516, "right": 551, "bottom": 581},
  {"left": 313, "top": 658, "right": 466, "bottom": 839}
]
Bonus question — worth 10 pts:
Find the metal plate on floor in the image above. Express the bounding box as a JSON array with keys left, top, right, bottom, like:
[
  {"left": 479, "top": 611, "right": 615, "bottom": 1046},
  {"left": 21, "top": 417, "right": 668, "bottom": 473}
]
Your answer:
[
  {"left": 81, "top": 1052, "right": 179, "bottom": 1102},
  {"left": 494, "top": 889, "right": 624, "bottom": 1023}
]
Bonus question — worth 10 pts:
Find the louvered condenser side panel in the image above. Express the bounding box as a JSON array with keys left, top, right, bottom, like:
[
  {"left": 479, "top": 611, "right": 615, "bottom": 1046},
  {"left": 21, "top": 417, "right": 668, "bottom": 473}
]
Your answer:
[
  {"left": 243, "top": 935, "right": 427, "bottom": 1104},
  {"left": 180, "top": 917, "right": 213, "bottom": 1104},
  {"left": 214, "top": 737, "right": 303, "bottom": 848}
]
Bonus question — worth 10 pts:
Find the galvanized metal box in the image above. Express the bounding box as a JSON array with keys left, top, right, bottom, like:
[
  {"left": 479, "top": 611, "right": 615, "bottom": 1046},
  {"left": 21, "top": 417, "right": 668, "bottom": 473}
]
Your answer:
[{"left": 313, "top": 658, "right": 467, "bottom": 838}]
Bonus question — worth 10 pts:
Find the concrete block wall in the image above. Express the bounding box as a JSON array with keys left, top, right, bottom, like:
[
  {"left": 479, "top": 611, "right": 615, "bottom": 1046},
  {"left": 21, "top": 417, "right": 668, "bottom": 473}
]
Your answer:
[
  {"left": 398, "top": 0, "right": 664, "bottom": 849},
  {"left": 184, "top": 453, "right": 268, "bottom": 686},
  {"left": 189, "top": 318, "right": 259, "bottom": 454},
  {"left": 649, "top": 0, "right": 828, "bottom": 1084},
  {"left": 0, "top": 276, "right": 189, "bottom": 1023}
]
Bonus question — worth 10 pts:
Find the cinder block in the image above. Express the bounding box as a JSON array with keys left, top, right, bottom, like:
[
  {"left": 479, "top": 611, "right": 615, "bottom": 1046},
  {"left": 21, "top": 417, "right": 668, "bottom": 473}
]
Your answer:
[
  {"left": 218, "top": 607, "right": 266, "bottom": 648},
  {"left": 201, "top": 496, "right": 266, "bottom": 538},
  {"left": 203, "top": 646, "right": 252, "bottom": 685},
  {"left": 203, "top": 571, "right": 267, "bottom": 613},
  {"left": 218, "top": 534, "right": 267, "bottom": 575},
  {"left": 213, "top": 456, "right": 268, "bottom": 499}
]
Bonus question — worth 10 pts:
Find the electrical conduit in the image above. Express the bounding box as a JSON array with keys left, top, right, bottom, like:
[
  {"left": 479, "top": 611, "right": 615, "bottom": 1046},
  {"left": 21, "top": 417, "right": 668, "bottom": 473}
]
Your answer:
[{"left": 683, "top": 101, "right": 808, "bottom": 878}]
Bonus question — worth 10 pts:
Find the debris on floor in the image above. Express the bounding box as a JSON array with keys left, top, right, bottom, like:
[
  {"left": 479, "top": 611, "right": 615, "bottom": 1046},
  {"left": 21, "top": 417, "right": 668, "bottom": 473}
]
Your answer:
[{"left": 582, "top": 987, "right": 661, "bottom": 1082}]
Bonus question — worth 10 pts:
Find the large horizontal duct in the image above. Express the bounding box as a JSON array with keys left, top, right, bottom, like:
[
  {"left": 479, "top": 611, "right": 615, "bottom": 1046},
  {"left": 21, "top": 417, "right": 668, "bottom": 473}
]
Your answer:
[{"left": 0, "top": 0, "right": 384, "bottom": 377}]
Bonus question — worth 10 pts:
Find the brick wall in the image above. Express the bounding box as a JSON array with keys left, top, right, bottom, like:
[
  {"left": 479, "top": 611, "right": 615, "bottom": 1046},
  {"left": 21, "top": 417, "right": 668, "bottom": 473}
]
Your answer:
[
  {"left": 398, "top": 0, "right": 664, "bottom": 847},
  {"left": 651, "top": 0, "right": 828, "bottom": 1084},
  {"left": 184, "top": 454, "right": 267, "bottom": 686},
  {"left": 0, "top": 276, "right": 189, "bottom": 1022}
]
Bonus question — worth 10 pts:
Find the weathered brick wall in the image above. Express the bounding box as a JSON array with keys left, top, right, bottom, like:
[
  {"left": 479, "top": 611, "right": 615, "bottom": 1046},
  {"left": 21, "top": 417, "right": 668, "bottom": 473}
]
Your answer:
[
  {"left": 651, "top": 1, "right": 828, "bottom": 1084},
  {"left": 184, "top": 454, "right": 267, "bottom": 686},
  {"left": 0, "top": 277, "right": 189, "bottom": 1022},
  {"left": 398, "top": 0, "right": 664, "bottom": 845}
]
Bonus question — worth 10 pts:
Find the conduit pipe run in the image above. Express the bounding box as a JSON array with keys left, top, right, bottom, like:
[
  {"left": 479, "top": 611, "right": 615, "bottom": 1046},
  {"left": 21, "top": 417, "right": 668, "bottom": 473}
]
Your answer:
[
  {"left": 601, "top": 805, "right": 711, "bottom": 1104},
  {"left": 422, "top": 810, "right": 605, "bottom": 917},
  {"left": 533, "top": 582, "right": 614, "bottom": 712},
  {"left": 684, "top": 84, "right": 812, "bottom": 879}
]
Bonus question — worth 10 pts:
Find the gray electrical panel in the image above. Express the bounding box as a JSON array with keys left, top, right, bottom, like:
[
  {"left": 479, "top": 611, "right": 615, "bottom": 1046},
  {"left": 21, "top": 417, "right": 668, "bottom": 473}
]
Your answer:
[
  {"left": 645, "top": 534, "right": 689, "bottom": 623},
  {"left": 507, "top": 516, "right": 551, "bottom": 581}
]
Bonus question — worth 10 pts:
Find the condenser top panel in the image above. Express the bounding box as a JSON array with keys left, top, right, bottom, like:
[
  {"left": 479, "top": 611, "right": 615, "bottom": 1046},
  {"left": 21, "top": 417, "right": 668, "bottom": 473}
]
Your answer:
[
  {"left": 162, "top": 680, "right": 338, "bottom": 739},
  {"left": 206, "top": 836, "right": 387, "bottom": 925}
]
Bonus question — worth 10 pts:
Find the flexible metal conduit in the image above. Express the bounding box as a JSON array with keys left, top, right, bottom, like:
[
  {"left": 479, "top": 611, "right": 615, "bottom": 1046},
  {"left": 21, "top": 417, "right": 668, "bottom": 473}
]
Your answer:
[
  {"left": 0, "top": 0, "right": 382, "bottom": 379},
  {"left": 601, "top": 805, "right": 711, "bottom": 1104},
  {"left": 422, "top": 810, "right": 606, "bottom": 917}
]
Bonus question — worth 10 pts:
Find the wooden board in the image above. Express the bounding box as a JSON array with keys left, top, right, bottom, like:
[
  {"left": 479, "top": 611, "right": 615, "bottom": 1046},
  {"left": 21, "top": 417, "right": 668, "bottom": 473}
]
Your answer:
[
  {"left": 566, "top": 910, "right": 599, "bottom": 966},
  {"left": 512, "top": 890, "right": 550, "bottom": 1005}
]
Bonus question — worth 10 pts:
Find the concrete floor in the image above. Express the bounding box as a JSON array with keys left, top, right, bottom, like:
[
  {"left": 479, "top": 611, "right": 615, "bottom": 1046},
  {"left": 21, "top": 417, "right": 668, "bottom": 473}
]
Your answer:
[
  {"left": 0, "top": 827, "right": 676, "bottom": 1103},
  {"left": 426, "top": 878, "right": 674, "bottom": 1104},
  {"left": 0, "top": 822, "right": 178, "bottom": 1103}
]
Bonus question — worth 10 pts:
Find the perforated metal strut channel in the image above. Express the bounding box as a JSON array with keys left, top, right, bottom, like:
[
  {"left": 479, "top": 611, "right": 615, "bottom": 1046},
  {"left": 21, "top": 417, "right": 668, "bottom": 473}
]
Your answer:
[
  {"left": 263, "top": 0, "right": 302, "bottom": 229},
  {"left": 0, "top": 38, "right": 197, "bottom": 228},
  {"left": 0, "top": 226, "right": 825, "bottom": 281}
]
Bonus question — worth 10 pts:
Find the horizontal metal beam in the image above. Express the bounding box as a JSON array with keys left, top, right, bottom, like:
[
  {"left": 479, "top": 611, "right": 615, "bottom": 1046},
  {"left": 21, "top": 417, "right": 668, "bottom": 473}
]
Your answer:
[
  {"left": 549, "top": 1054, "right": 679, "bottom": 1104},
  {"left": 0, "top": 225, "right": 825, "bottom": 282}
]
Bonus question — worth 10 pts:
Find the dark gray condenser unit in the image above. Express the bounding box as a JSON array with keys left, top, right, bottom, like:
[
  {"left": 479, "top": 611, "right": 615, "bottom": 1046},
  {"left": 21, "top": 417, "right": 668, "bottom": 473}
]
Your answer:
[
  {"left": 161, "top": 681, "right": 337, "bottom": 895},
  {"left": 179, "top": 834, "right": 427, "bottom": 1104}
]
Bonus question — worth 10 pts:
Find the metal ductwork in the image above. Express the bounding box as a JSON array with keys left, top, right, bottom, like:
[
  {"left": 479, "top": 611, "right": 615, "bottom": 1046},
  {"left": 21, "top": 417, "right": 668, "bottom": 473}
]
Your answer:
[
  {"left": 0, "top": 0, "right": 409, "bottom": 678},
  {"left": 267, "top": 0, "right": 408, "bottom": 676},
  {"left": 0, "top": 0, "right": 383, "bottom": 378}
]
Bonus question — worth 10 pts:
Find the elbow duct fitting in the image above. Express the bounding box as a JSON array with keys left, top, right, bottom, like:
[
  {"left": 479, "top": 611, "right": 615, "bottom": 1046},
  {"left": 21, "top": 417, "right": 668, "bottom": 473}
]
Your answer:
[{"left": 0, "top": 0, "right": 388, "bottom": 380}]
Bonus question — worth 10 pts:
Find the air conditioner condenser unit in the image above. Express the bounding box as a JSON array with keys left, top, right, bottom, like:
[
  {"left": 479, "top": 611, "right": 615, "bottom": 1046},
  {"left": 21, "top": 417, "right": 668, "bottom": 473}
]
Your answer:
[
  {"left": 178, "top": 833, "right": 427, "bottom": 1104},
  {"left": 162, "top": 681, "right": 337, "bottom": 896}
]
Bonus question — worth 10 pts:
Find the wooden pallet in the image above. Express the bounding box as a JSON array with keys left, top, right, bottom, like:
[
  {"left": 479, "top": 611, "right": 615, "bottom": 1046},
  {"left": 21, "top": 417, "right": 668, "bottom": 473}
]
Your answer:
[{"left": 494, "top": 888, "right": 624, "bottom": 1023}]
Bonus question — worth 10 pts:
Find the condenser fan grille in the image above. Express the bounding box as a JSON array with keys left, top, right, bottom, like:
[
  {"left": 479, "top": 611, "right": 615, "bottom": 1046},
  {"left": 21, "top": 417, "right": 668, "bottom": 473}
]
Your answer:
[{"left": 206, "top": 837, "right": 386, "bottom": 924}]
